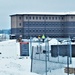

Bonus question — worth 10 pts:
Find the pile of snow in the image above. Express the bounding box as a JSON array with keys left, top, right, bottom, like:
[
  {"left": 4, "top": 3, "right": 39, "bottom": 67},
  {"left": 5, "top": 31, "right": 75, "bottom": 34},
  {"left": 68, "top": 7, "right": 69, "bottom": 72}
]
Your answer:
[{"left": 0, "top": 40, "right": 20, "bottom": 57}]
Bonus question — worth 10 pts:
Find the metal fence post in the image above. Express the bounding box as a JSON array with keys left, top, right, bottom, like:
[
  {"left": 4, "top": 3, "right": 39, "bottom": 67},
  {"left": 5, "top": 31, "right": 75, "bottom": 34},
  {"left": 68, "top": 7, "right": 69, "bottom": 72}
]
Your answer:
[
  {"left": 31, "top": 46, "right": 33, "bottom": 72},
  {"left": 30, "top": 37, "right": 32, "bottom": 58}
]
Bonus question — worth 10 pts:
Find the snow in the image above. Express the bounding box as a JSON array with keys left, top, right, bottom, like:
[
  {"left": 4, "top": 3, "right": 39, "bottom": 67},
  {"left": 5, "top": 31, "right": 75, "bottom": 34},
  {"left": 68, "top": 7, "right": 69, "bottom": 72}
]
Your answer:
[
  {"left": 0, "top": 39, "right": 39, "bottom": 75},
  {"left": 11, "top": 11, "right": 75, "bottom": 16},
  {"left": 0, "top": 57, "right": 39, "bottom": 75},
  {"left": 0, "top": 39, "right": 75, "bottom": 75},
  {"left": 0, "top": 40, "right": 20, "bottom": 57}
]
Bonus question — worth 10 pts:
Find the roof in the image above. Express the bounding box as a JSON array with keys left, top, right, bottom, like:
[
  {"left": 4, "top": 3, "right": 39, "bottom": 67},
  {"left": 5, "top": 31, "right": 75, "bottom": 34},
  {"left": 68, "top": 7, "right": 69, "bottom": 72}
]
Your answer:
[{"left": 10, "top": 12, "right": 75, "bottom": 16}]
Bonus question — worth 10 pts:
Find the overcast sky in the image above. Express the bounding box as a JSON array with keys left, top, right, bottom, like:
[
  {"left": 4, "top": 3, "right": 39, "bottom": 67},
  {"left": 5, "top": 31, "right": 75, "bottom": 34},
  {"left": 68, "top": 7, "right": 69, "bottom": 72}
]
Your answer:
[{"left": 0, "top": 0, "right": 75, "bottom": 29}]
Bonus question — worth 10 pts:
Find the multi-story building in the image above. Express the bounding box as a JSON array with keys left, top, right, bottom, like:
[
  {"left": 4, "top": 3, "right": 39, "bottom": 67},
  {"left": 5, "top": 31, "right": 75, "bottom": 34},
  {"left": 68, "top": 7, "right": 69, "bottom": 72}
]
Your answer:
[{"left": 10, "top": 12, "right": 75, "bottom": 39}]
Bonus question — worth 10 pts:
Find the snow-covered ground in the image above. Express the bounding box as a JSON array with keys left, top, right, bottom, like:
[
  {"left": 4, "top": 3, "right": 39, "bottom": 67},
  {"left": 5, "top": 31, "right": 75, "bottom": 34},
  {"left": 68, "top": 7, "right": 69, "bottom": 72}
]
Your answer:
[
  {"left": 0, "top": 56, "right": 75, "bottom": 75},
  {"left": 0, "top": 56, "right": 40, "bottom": 75},
  {"left": 0, "top": 39, "right": 75, "bottom": 75},
  {"left": 0, "top": 39, "right": 39, "bottom": 75}
]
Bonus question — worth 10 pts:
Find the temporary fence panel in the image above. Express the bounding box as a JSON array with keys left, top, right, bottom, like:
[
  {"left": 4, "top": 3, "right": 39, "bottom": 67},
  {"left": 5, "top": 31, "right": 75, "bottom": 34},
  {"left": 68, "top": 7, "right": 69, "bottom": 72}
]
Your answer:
[
  {"left": 31, "top": 38, "right": 72, "bottom": 75},
  {"left": 50, "top": 45, "right": 71, "bottom": 64}
]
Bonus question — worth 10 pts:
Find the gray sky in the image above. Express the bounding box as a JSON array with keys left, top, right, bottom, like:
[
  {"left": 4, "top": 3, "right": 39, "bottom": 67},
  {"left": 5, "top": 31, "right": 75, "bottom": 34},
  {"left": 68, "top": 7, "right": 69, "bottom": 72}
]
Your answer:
[{"left": 0, "top": 0, "right": 75, "bottom": 29}]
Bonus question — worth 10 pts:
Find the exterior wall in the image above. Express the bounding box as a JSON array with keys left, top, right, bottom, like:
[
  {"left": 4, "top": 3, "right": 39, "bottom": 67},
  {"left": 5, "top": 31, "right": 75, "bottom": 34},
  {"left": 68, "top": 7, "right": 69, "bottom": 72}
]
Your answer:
[
  {"left": 11, "top": 15, "right": 24, "bottom": 28},
  {"left": 16, "top": 16, "right": 24, "bottom": 28},
  {"left": 11, "top": 16, "right": 17, "bottom": 28},
  {"left": 23, "top": 21, "right": 69, "bottom": 38},
  {"left": 11, "top": 14, "right": 75, "bottom": 39},
  {"left": 67, "top": 15, "right": 75, "bottom": 21},
  {"left": 11, "top": 15, "right": 24, "bottom": 38}
]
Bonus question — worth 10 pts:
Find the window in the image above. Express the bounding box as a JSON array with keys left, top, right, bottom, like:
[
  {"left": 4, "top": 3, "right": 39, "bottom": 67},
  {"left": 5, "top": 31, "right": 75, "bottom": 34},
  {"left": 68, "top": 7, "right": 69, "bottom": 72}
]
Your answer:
[
  {"left": 33, "top": 16, "right": 35, "bottom": 19},
  {"left": 39, "top": 17, "right": 41, "bottom": 19},
  {"left": 52, "top": 30, "right": 54, "bottom": 32},
  {"left": 49, "top": 30, "right": 51, "bottom": 32},
  {"left": 52, "top": 17, "right": 54, "bottom": 20},
  {"left": 62, "top": 23, "right": 63, "bottom": 26},
  {"left": 19, "top": 29, "right": 22, "bottom": 32},
  {"left": 46, "top": 17, "right": 48, "bottom": 20},
  {"left": 36, "top": 16, "right": 38, "bottom": 19},
  {"left": 49, "top": 17, "right": 51, "bottom": 20},
  {"left": 32, "top": 30, "right": 34, "bottom": 32},
  {"left": 71, "top": 16, "right": 73, "bottom": 19},
  {"left": 43, "top": 16, "right": 44, "bottom": 19},
  {"left": 19, "top": 17, "right": 21, "bottom": 20},
  {"left": 29, "top": 30, "right": 31, "bottom": 32},
  {"left": 59, "top": 17, "right": 60, "bottom": 20},
  {"left": 62, "top": 29, "right": 63, "bottom": 31},
  {"left": 39, "top": 30, "right": 41, "bottom": 32},
  {"left": 62, "top": 17, "right": 63, "bottom": 20},
  {"left": 43, "top": 30, "right": 44, "bottom": 32},
  {"left": 36, "top": 30, "right": 38, "bottom": 32},
  {"left": 55, "top": 17, "right": 57, "bottom": 20},
  {"left": 19, "top": 23, "right": 21, "bottom": 26},
  {"left": 26, "top": 16, "right": 28, "bottom": 19}
]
